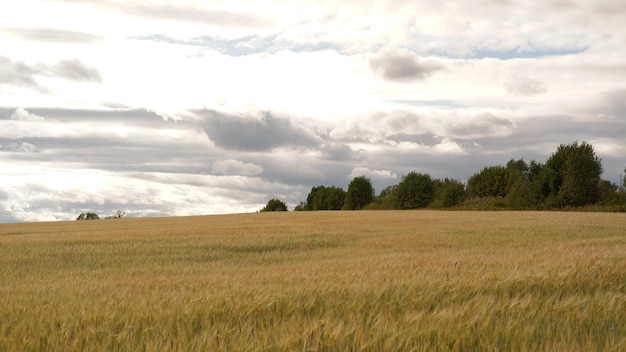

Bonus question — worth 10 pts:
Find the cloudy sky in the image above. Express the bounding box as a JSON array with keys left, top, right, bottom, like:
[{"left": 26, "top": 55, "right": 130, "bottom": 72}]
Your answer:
[{"left": 1, "top": 0, "right": 625, "bottom": 221}]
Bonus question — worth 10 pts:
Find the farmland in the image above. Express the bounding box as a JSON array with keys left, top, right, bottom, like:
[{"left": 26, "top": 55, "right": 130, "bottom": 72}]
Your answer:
[{"left": 1, "top": 211, "right": 625, "bottom": 351}]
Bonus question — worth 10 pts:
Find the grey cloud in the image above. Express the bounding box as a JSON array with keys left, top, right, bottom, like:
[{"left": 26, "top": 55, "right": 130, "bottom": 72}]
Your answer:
[
  {"left": 0, "top": 210, "right": 21, "bottom": 223},
  {"left": 370, "top": 49, "right": 446, "bottom": 82},
  {"left": 51, "top": 59, "right": 103, "bottom": 83},
  {"left": 504, "top": 75, "right": 547, "bottom": 95},
  {"left": 328, "top": 111, "right": 423, "bottom": 142},
  {"left": 1, "top": 27, "right": 102, "bottom": 43},
  {"left": 20, "top": 107, "right": 164, "bottom": 123},
  {"left": 0, "top": 56, "right": 102, "bottom": 91},
  {"left": 201, "top": 110, "right": 320, "bottom": 151},
  {"left": 1, "top": 135, "right": 212, "bottom": 174},
  {"left": 600, "top": 89, "right": 626, "bottom": 117},
  {"left": 378, "top": 110, "right": 422, "bottom": 133},
  {"left": 212, "top": 159, "right": 264, "bottom": 176},
  {"left": 259, "top": 154, "right": 352, "bottom": 189},
  {"left": 0, "top": 108, "right": 212, "bottom": 174},
  {"left": 320, "top": 141, "right": 362, "bottom": 161},
  {"left": 8, "top": 142, "right": 38, "bottom": 152},
  {"left": 0, "top": 56, "right": 46, "bottom": 92},
  {"left": 577, "top": 89, "right": 626, "bottom": 126},
  {"left": 447, "top": 113, "right": 516, "bottom": 138}
]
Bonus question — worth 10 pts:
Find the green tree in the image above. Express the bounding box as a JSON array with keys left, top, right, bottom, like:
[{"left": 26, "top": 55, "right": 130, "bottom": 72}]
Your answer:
[
  {"left": 304, "top": 186, "right": 345, "bottom": 210},
  {"left": 432, "top": 178, "right": 465, "bottom": 207},
  {"left": 505, "top": 159, "right": 546, "bottom": 209},
  {"left": 343, "top": 176, "right": 374, "bottom": 210},
  {"left": 598, "top": 179, "right": 619, "bottom": 204},
  {"left": 260, "top": 198, "right": 288, "bottom": 212},
  {"left": 392, "top": 172, "right": 434, "bottom": 209},
  {"left": 76, "top": 212, "right": 99, "bottom": 220},
  {"left": 305, "top": 186, "right": 322, "bottom": 210},
  {"left": 539, "top": 141, "right": 603, "bottom": 207},
  {"left": 467, "top": 159, "right": 545, "bottom": 209},
  {"left": 373, "top": 185, "right": 397, "bottom": 209},
  {"left": 324, "top": 186, "right": 346, "bottom": 210},
  {"left": 466, "top": 166, "right": 509, "bottom": 198}
]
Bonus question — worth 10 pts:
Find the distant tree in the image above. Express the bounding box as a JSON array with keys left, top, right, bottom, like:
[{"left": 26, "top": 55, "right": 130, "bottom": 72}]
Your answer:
[
  {"left": 539, "top": 141, "right": 603, "bottom": 207},
  {"left": 432, "top": 178, "right": 466, "bottom": 207},
  {"left": 374, "top": 185, "right": 397, "bottom": 209},
  {"left": 506, "top": 177, "right": 536, "bottom": 209},
  {"left": 343, "top": 176, "right": 375, "bottom": 210},
  {"left": 506, "top": 158, "right": 530, "bottom": 178},
  {"left": 105, "top": 210, "right": 127, "bottom": 219},
  {"left": 323, "top": 186, "right": 346, "bottom": 210},
  {"left": 598, "top": 179, "right": 619, "bottom": 204},
  {"left": 260, "top": 199, "right": 288, "bottom": 212},
  {"left": 305, "top": 186, "right": 345, "bottom": 210},
  {"left": 504, "top": 159, "right": 547, "bottom": 209},
  {"left": 379, "top": 185, "right": 396, "bottom": 199},
  {"left": 76, "top": 212, "right": 99, "bottom": 220},
  {"left": 528, "top": 160, "right": 544, "bottom": 180},
  {"left": 305, "top": 186, "right": 321, "bottom": 210},
  {"left": 466, "top": 166, "right": 509, "bottom": 198},
  {"left": 294, "top": 202, "right": 307, "bottom": 211},
  {"left": 466, "top": 159, "right": 545, "bottom": 208},
  {"left": 392, "top": 172, "right": 434, "bottom": 209}
]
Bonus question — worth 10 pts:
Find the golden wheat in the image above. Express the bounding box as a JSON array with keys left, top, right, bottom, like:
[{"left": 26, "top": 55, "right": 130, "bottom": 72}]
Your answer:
[{"left": 1, "top": 211, "right": 625, "bottom": 351}]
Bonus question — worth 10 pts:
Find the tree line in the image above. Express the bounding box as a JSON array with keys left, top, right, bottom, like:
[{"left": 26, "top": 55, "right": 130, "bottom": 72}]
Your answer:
[{"left": 261, "top": 141, "right": 626, "bottom": 212}]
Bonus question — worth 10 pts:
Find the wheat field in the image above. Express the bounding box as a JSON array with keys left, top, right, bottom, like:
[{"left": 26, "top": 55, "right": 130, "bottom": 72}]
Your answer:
[{"left": 1, "top": 211, "right": 625, "bottom": 351}]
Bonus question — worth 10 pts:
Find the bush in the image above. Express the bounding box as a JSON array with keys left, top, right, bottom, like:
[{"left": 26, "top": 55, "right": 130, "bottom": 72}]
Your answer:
[
  {"left": 76, "top": 212, "right": 100, "bottom": 220},
  {"left": 260, "top": 199, "right": 288, "bottom": 212}
]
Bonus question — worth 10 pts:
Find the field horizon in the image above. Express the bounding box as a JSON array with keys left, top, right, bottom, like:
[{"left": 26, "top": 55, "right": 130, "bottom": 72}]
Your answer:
[{"left": 1, "top": 210, "right": 625, "bottom": 351}]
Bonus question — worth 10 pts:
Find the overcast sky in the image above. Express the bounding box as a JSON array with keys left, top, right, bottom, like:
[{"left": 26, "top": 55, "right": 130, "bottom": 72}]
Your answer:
[{"left": 1, "top": 0, "right": 625, "bottom": 222}]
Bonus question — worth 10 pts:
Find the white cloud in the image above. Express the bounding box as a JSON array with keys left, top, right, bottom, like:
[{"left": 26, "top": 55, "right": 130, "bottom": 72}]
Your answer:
[
  {"left": 10, "top": 107, "right": 44, "bottom": 121},
  {"left": 212, "top": 159, "right": 264, "bottom": 176},
  {"left": 432, "top": 138, "right": 466, "bottom": 155},
  {"left": 349, "top": 167, "right": 397, "bottom": 181},
  {"left": 503, "top": 74, "right": 547, "bottom": 95}
]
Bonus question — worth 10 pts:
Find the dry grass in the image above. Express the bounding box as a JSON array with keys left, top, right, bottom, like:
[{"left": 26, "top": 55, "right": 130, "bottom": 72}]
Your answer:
[{"left": 1, "top": 211, "right": 625, "bottom": 351}]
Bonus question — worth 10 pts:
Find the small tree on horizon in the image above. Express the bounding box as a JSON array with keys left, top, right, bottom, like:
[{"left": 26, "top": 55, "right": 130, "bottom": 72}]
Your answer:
[
  {"left": 76, "top": 212, "right": 100, "bottom": 220},
  {"left": 105, "top": 210, "right": 127, "bottom": 219},
  {"left": 260, "top": 198, "right": 288, "bottom": 212}
]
